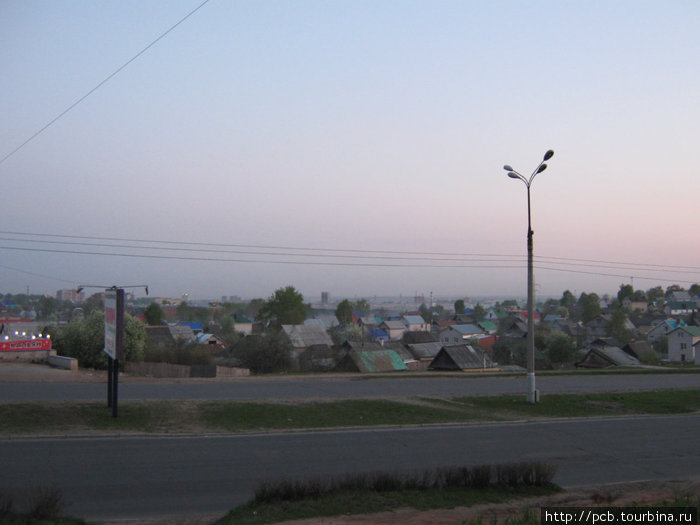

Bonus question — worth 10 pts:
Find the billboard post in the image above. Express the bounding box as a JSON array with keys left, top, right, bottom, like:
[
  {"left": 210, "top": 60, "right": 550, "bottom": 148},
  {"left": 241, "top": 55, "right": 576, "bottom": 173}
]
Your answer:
[{"left": 104, "top": 288, "right": 124, "bottom": 418}]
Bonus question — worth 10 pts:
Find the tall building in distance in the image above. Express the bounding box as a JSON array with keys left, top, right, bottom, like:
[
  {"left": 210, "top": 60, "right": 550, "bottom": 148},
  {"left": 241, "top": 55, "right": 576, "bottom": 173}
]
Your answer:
[
  {"left": 321, "top": 292, "right": 330, "bottom": 305},
  {"left": 56, "top": 289, "right": 84, "bottom": 303}
]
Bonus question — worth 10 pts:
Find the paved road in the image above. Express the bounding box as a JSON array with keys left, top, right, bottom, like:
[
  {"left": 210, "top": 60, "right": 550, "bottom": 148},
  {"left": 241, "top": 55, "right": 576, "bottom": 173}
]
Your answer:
[
  {"left": 1, "top": 414, "right": 698, "bottom": 522},
  {"left": 1, "top": 373, "right": 698, "bottom": 402}
]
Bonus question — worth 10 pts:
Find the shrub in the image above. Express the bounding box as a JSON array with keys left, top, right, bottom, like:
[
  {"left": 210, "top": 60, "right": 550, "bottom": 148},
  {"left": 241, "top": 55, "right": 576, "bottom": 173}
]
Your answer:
[{"left": 253, "top": 462, "right": 554, "bottom": 503}]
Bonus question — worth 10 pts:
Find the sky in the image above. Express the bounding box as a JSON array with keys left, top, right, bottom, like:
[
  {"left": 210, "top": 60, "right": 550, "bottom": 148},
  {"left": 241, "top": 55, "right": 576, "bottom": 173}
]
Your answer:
[{"left": 1, "top": 0, "right": 699, "bottom": 303}]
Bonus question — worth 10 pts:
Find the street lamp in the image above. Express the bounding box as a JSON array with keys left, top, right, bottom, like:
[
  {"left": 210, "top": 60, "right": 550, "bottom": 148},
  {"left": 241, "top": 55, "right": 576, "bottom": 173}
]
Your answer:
[{"left": 503, "top": 149, "right": 554, "bottom": 404}]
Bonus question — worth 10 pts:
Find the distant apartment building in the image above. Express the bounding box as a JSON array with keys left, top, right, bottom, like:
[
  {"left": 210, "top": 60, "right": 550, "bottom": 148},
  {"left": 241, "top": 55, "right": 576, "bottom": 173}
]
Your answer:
[{"left": 56, "top": 289, "right": 84, "bottom": 302}]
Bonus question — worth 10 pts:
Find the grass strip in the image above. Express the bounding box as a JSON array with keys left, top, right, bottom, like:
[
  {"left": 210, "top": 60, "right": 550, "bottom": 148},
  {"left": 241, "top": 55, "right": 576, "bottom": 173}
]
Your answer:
[
  {"left": 218, "top": 483, "right": 558, "bottom": 524},
  {"left": 0, "top": 389, "right": 697, "bottom": 436}
]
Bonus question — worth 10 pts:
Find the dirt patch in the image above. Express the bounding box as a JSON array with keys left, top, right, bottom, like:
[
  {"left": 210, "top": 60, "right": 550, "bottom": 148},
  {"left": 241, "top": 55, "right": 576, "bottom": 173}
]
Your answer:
[{"left": 273, "top": 478, "right": 700, "bottom": 525}]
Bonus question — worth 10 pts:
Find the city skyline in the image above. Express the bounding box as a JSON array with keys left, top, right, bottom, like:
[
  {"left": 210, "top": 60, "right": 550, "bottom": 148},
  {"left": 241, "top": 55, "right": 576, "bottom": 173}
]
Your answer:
[{"left": 2, "top": 1, "right": 699, "bottom": 300}]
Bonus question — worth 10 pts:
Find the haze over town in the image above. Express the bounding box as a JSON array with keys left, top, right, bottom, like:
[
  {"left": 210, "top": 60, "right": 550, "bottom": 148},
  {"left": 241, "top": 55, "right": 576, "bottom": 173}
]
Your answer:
[{"left": 1, "top": 1, "right": 699, "bottom": 301}]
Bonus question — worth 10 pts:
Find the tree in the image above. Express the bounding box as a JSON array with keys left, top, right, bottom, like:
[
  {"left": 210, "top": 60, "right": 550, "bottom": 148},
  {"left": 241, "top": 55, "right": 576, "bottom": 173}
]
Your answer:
[
  {"left": 258, "top": 286, "right": 308, "bottom": 327},
  {"left": 454, "top": 299, "right": 465, "bottom": 315},
  {"left": 335, "top": 299, "right": 354, "bottom": 325},
  {"left": 53, "top": 311, "right": 146, "bottom": 368},
  {"left": 144, "top": 302, "right": 165, "bottom": 325},
  {"left": 665, "top": 284, "right": 685, "bottom": 298},
  {"left": 689, "top": 283, "right": 700, "bottom": 296},
  {"left": 560, "top": 290, "right": 576, "bottom": 309},
  {"left": 646, "top": 286, "right": 664, "bottom": 305},
  {"left": 578, "top": 293, "right": 601, "bottom": 324},
  {"left": 233, "top": 331, "right": 293, "bottom": 374},
  {"left": 418, "top": 303, "right": 433, "bottom": 323},
  {"left": 472, "top": 303, "right": 486, "bottom": 322},
  {"left": 37, "top": 296, "right": 56, "bottom": 320},
  {"left": 606, "top": 309, "right": 632, "bottom": 344},
  {"left": 354, "top": 299, "right": 371, "bottom": 316},
  {"left": 617, "top": 284, "right": 634, "bottom": 303},
  {"left": 546, "top": 331, "right": 579, "bottom": 364}
]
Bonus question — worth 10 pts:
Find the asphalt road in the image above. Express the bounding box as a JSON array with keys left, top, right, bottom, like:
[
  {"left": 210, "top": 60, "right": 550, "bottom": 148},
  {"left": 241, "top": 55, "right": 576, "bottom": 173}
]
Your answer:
[
  {"left": 1, "top": 372, "right": 699, "bottom": 402},
  {"left": 2, "top": 414, "right": 698, "bottom": 522}
]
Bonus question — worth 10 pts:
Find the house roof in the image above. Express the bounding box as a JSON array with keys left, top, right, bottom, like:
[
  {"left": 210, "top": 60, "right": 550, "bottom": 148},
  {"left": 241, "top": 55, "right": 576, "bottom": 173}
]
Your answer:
[
  {"left": 281, "top": 324, "right": 333, "bottom": 348},
  {"left": 450, "top": 324, "right": 484, "bottom": 336},
  {"left": 477, "top": 321, "right": 498, "bottom": 332},
  {"left": 402, "top": 331, "right": 437, "bottom": 344},
  {"left": 429, "top": 344, "right": 495, "bottom": 370},
  {"left": 169, "top": 325, "right": 195, "bottom": 340},
  {"left": 671, "top": 326, "right": 700, "bottom": 337},
  {"left": 180, "top": 322, "right": 203, "bottom": 332},
  {"left": 407, "top": 341, "right": 443, "bottom": 359},
  {"left": 403, "top": 315, "right": 426, "bottom": 325},
  {"left": 381, "top": 320, "right": 406, "bottom": 330},
  {"left": 586, "top": 346, "right": 640, "bottom": 367},
  {"left": 368, "top": 328, "right": 389, "bottom": 340},
  {"left": 341, "top": 349, "right": 408, "bottom": 373}
]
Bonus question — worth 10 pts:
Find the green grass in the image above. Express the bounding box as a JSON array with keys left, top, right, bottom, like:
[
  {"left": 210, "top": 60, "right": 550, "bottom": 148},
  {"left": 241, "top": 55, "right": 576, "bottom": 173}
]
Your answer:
[
  {"left": 455, "top": 389, "right": 700, "bottom": 418},
  {"left": 198, "top": 399, "right": 481, "bottom": 431},
  {"left": 0, "top": 389, "right": 698, "bottom": 436}
]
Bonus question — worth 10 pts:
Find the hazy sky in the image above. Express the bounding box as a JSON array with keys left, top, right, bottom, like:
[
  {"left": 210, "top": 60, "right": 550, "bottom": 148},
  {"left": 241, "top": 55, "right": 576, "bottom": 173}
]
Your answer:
[{"left": 1, "top": 1, "right": 699, "bottom": 302}]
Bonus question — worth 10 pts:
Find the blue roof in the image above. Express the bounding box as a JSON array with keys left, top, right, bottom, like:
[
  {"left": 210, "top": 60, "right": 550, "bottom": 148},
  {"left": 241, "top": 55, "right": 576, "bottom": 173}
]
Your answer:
[
  {"left": 452, "top": 324, "right": 484, "bottom": 335},
  {"left": 180, "top": 322, "right": 203, "bottom": 331},
  {"left": 403, "top": 315, "right": 425, "bottom": 325}
]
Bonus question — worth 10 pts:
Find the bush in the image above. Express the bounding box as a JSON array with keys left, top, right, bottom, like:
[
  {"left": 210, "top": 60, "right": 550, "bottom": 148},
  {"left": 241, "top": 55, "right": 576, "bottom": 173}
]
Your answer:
[
  {"left": 53, "top": 311, "right": 146, "bottom": 369},
  {"left": 233, "top": 331, "right": 293, "bottom": 374},
  {"left": 253, "top": 462, "right": 556, "bottom": 503}
]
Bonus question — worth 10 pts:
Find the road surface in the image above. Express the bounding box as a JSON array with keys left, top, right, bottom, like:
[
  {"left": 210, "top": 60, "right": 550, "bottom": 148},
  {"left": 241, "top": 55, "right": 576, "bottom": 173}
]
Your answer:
[
  {"left": 1, "top": 414, "right": 698, "bottom": 522},
  {"left": 1, "top": 371, "right": 698, "bottom": 402}
]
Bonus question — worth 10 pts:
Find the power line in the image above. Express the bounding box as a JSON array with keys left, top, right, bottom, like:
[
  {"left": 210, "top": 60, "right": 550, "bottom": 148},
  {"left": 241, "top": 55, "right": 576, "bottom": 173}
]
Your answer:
[
  {"left": 0, "top": 0, "right": 211, "bottom": 166},
  {"left": 1, "top": 230, "right": 699, "bottom": 271},
  {"left": 3, "top": 237, "right": 700, "bottom": 277},
  {"left": 2, "top": 245, "right": 699, "bottom": 287}
]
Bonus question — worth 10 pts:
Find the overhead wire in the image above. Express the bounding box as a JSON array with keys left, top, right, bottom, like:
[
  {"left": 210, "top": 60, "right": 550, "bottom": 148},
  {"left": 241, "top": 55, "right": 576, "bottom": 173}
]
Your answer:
[
  {"left": 1, "top": 230, "right": 699, "bottom": 287},
  {"left": 0, "top": 0, "right": 211, "bottom": 166}
]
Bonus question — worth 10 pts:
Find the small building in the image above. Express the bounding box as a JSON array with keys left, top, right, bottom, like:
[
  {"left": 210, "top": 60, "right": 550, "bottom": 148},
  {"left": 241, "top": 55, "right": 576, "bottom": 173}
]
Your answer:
[
  {"left": 428, "top": 344, "right": 496, "bottom": 371},
  {"left": 298, "top": 344, "right": 341, "bottom": 372},
  {"left": 232, "top": 314, "right": 254, "bottom": 336},
  {"left": 281, "top": 324, "right": 334, "bottom": 361},
  {"left": 403, "top": 315, "right": 429, "bottom": 332},
  {"left": 379, "top": 320, "right": 407, "bottom": 341},
  {"left": 577, "top": 341, "right": 641, "bottom": 368},
  {"left": 667, "top": 326, "right": 700, "bottom": 363},
  {"left": 646, "top": 319, "right": 686, "bottom": 344},
  {"left": 439, "top": 324, "right": 484, "bottom": 345}
]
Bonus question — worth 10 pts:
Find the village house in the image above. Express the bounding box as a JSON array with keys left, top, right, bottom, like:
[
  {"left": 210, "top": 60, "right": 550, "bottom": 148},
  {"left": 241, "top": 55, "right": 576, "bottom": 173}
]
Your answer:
[
  {"left": 439, "top": 324, "right": 484, "bottom": 345},
  {"left": 379, "top": 319, "right": 407, "bottom": 341},
  {"left": 622, "top": 297, "right": 648, "bottom": 312},
  {"left": 667, "top": 325, "right": 700, "bottom": 363},
  {"left": 429, "top": 344, "right": 497, "bottom": 371},
  {"left": 403, "top": 315, "right": 428, "bottom": 332},
  {"left": 665, "top": 301, "right": 698, "bottom": 317},
  {"left": 281, "top": 324, "right": 334, "bottom": 363},
  {"left": 646, "top": 319, "right": 686, "bottom": 344}
]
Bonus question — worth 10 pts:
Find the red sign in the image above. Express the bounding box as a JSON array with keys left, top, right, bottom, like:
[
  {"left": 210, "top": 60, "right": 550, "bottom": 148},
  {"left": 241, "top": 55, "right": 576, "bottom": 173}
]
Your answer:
[{"left": 0, "top": 339, "right": 52, "bottom": 351}]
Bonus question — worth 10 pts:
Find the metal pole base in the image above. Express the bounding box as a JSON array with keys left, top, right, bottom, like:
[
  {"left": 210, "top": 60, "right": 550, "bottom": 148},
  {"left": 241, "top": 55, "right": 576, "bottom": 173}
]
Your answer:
[{"left": 526, "top": 372, "right": 539, "bottom": 404}]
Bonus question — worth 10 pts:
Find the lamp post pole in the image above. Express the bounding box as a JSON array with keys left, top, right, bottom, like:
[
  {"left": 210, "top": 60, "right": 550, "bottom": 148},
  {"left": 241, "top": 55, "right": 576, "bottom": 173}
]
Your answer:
[{"left": 503, "top": 149, "right": 554, "bottom": 404}]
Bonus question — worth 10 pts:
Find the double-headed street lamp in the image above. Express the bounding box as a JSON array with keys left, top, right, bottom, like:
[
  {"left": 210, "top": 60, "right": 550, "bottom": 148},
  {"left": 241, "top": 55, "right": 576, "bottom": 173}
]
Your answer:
[{"left": 503, "top": 149, "right": 554, "bottom": 404}]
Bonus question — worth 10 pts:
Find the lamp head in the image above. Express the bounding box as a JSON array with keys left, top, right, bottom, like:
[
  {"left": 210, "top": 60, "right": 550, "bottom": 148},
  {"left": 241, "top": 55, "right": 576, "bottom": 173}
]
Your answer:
[
  {"left": 536, "top": 163, "right": 547, "bottom": 174},
  {"left": 503, "top": 165, "right": 513, "bottom": 172},
  {"left": 507, "top": 172, "right": 520, "bottom": 179},
  {"left": 543, "top": 149, "right": 554, "bottom": 161}
]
